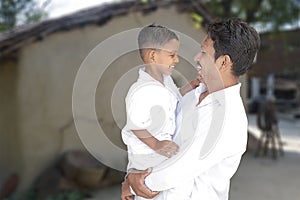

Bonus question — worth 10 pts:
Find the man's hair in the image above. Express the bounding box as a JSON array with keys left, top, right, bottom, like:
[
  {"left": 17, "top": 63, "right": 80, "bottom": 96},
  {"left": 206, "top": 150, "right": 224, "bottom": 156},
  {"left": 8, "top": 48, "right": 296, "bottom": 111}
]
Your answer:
[
  {"left": 207, "top": 18, "right": 260, "bottom": 76},
  {"left": 138, "top": 24, "right": 179, "bottom": 61}
]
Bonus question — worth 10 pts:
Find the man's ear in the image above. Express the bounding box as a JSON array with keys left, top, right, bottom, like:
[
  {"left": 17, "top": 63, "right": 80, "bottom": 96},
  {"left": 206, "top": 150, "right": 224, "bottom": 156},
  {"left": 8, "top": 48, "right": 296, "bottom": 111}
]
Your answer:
[{"left": 217, "top": 55, "right": 232, "bottom": 72}]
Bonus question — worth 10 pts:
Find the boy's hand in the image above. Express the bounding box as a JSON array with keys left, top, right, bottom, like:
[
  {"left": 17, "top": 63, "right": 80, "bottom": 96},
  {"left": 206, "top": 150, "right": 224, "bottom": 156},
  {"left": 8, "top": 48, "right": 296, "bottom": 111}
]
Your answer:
[
  {"left": 190, "top": 79, "right": 201, "bottom": 89},
  {"left": 155, "top": 140, "right": 179, "bottom": 158},
  {"left": 121, "top": 181, "right": 133, "bottom": 200}
]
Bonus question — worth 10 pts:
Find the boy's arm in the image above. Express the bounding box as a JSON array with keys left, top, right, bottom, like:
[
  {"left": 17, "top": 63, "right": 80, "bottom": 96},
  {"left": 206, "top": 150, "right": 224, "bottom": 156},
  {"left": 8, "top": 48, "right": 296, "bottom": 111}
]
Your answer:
[
  {"left": 131, "top": 129, "right": 179, "bottom": 158},
  {"left": 179, "top": 79, "right": 200, "bottom": 96}
]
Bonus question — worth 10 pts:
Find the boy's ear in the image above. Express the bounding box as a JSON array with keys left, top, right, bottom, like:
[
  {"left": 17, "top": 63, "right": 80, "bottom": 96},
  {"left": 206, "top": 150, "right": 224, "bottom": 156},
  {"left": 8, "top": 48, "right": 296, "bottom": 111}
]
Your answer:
[
  {"left": 144, "top": 49, "right": 157, "bottom": 63},
  {"left": 149, "top": 49, "right": 156, "bottom": 63}
]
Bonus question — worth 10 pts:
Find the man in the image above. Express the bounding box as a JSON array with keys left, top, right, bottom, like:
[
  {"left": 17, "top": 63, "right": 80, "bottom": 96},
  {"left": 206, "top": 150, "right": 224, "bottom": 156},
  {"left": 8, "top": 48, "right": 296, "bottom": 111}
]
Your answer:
[{"left": 123, "top": 18, "right": 260, "bottom": 200}]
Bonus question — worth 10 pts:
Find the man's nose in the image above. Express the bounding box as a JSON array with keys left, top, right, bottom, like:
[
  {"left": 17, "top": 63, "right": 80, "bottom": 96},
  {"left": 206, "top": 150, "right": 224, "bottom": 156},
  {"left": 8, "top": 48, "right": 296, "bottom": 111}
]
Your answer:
[{"left": 194, "top": 51, "right": 202, "bottom": 61}]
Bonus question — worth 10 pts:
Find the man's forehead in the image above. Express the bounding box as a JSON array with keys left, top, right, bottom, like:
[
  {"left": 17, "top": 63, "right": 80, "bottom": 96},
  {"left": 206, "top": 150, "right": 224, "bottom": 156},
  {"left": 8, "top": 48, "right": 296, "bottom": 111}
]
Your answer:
[{"left": 201, "top": 36, "right": 213, "bottom": 48}]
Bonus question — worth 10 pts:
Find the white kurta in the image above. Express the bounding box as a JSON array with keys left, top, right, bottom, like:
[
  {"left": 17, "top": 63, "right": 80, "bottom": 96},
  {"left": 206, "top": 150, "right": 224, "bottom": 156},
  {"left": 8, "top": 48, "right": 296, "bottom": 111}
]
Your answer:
[
  {"left": 145, "top": 83, "right": 248, "bottom": 200},
  {"left": 122, "top": 68, "right": 182, "bottom": 170}
]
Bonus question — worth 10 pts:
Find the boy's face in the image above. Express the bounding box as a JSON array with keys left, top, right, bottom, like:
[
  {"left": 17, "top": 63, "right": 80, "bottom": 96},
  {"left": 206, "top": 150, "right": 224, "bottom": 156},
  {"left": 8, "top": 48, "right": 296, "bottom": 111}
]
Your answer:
[{"left": 154, "top": 39, "right": 179, "bottom": 76}]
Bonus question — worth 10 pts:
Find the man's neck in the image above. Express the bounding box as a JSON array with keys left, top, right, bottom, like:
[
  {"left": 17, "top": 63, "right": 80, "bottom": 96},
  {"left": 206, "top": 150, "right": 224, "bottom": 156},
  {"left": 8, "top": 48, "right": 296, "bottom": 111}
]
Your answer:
[
  {"left": 198, "top": 77, "right": 239, "bottom": 105},
  {"left": 222, "top": 76, "right": 239, "bottom": 89},
  {"left": 197, "top": 90, "right": 209, "bottom": 106},
  {"left": 207, "top": 75, "right": 239, "bottom": 93}
]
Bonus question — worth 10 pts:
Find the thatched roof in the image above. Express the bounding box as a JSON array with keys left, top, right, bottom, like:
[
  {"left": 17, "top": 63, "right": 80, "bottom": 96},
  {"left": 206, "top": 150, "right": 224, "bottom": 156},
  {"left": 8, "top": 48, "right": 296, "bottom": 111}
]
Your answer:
[{"left": 0, "top": 0, "right": 214, "bottom": 58}]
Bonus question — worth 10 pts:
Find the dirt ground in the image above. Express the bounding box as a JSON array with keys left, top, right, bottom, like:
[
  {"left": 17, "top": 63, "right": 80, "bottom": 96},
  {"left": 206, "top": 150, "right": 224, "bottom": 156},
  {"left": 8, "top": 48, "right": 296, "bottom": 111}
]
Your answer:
[
  {"left": 230, "top": 152, "right": 300, "bottom": 200},
  {"left": 87, "top": 151, "right": 300, "bottom": 200},
  {"left": 88, "top": 114, "right": 300, "bottom": 200}
]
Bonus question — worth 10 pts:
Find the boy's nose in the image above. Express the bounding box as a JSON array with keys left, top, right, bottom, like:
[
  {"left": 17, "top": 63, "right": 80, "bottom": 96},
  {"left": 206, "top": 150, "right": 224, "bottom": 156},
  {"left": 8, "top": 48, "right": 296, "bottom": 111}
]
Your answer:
[{"left": 174, "top": 54, "right": 179, "bottom": 63}]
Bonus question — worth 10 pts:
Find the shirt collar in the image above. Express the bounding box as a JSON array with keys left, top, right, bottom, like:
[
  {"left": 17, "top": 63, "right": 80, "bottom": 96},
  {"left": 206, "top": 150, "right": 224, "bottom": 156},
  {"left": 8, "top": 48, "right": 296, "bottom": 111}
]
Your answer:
[
  {"left": 197, "top": 83, "right": 241, "bottom": 107},
  {"left": 138, "top": 67, "right": 168, "bottom": 85},
  {"left": 194, "top": 83, "right": 207, "bottom": 97}
]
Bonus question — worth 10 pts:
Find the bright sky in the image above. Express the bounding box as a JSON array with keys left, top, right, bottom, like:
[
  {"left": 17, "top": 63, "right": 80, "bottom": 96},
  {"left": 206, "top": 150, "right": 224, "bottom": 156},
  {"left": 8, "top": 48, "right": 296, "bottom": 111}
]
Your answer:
[
  {"left": 35, "top": 0, "right": 299, "bottom": 31},
  {"left": 36, "top": 0, "right": 118, "bottom": 18}
]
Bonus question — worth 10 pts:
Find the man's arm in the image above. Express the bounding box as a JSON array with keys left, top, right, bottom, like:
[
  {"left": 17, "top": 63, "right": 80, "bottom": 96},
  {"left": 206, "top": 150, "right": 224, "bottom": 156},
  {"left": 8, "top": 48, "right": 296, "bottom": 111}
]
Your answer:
[
  {"left": 128, "top": 107, "right": 247, "bottom": 197},
  {"left": 145, "top": 100, "right": 247, "bottom": 191},
  {"left": 127, "top": 121, "right": 218, "bottom": 195}
]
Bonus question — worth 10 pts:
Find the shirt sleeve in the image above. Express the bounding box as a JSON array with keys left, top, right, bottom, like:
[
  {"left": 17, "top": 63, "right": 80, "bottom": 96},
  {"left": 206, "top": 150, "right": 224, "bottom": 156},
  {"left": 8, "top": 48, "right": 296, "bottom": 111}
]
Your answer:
[
  {"left": 144, "top": 126, "right": 221, "bottom": 190},
  {"left": 125, "top": 85, "right": 169, "bottom": 131},
  {"left": 144, "top": 103, "right": 246, "bottom": 191}
]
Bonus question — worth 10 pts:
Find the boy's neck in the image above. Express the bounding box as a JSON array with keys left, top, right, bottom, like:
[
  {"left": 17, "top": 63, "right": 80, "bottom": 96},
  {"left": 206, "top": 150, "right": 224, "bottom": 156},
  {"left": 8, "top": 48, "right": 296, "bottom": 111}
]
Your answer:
[{"left": 145, "top": 66, "right": 164, "bottom": 85}]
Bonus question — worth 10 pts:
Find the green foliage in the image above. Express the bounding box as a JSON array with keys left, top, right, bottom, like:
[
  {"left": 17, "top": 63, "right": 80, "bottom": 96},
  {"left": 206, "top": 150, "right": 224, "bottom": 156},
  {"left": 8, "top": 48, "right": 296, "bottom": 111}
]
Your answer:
[
  {"left": 204, "top": 0, "right": 300, "bottom": 31},
  {"left": 0, "top": 0, "right": 47, "bottom": 31},
  {"left": 191, "top": 13, "right": 203, "bottom": 29}
]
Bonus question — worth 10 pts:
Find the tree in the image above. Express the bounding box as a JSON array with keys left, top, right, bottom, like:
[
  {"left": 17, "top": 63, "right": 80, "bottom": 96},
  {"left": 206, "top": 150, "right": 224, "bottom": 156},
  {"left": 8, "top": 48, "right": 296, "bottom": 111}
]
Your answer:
[
  {"left": 0, "top": 0, "right": 47, "bottom": 31},
  {"left": 203, "top": 0, "right": 300, "bottom": 31},
  {"left": 200, "top": 0, "right": 300, "bottom": 76}
]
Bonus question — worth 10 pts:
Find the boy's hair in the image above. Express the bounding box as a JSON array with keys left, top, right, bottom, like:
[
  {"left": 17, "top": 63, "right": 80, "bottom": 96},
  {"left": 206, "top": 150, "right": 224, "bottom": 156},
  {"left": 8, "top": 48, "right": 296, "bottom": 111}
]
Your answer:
[
  {"left": 138, "top": 24, "right": 179, "bottom": 61},
  {"left": 207, "top": 18, "right": 260, "bottom": 76}
]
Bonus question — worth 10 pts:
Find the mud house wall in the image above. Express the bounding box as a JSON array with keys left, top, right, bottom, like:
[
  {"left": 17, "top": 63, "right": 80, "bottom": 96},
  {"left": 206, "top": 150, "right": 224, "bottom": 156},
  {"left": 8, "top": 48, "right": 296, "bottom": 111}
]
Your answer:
[{"left": 0, "top": 6, "right": 209, "bottom": 193}]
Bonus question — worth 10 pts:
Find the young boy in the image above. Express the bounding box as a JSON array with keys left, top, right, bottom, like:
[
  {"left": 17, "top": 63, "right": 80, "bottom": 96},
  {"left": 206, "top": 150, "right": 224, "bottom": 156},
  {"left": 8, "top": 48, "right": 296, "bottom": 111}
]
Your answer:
[{"left": 121, "top": 24, "right": 199, "bottom": 200}]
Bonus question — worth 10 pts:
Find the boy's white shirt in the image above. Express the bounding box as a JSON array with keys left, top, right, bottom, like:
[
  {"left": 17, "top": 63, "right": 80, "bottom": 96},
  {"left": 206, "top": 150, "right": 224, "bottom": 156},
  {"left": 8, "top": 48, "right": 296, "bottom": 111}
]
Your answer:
[
  {"left": 122, "top": 67, "right": 182, "bottom": 199},
  {"left": 122, "top": 67, "right": 182, "bottom": 156}
]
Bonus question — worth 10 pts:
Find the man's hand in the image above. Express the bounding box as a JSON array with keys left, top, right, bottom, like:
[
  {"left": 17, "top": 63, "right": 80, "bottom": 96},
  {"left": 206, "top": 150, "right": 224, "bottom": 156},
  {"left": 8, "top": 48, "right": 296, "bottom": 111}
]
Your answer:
[
  {"left": 155, "top": 140, "right": 179, "bottom": 158},
  {"left": 127, "top": 168, "right": 159, "bottom": 199},
  {"left": 121, "top": 181, "right": 133, "bottom": 200}
]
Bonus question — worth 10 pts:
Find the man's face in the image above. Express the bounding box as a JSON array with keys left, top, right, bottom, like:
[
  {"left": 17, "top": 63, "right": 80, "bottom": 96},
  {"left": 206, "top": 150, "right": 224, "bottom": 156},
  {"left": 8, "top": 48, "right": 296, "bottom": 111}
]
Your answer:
[
  {"left": 155, "top": 39, "right": 180, "bottom": 76},
  {"left": 194, "top": 36, "right": 224, "bottom": 92}
]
